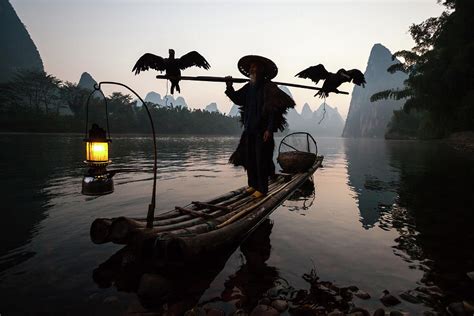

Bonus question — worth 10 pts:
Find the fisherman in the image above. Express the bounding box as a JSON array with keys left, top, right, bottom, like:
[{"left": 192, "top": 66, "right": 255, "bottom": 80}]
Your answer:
[{"left": 225, "top": 55, "right": 295, "bottom": 198}]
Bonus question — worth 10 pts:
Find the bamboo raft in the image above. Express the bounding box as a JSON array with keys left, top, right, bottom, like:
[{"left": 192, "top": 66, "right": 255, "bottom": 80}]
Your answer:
[{"left": 91, "top": 156, "right": 323, "bottom": 261}]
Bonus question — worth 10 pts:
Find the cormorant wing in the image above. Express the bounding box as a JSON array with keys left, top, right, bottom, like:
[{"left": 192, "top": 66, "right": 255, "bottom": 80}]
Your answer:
[
  {"left": 132, "top": 53, "right": 167, "bottom": 75},
  {"left": 345, "top": 69, "right": 366, "bottom": 87},
  {"left": 178, "top": 51, "right": 210, "bottom": 70},
  {"left": 295, "top": 64, "right": 329, "bottom": 84}
]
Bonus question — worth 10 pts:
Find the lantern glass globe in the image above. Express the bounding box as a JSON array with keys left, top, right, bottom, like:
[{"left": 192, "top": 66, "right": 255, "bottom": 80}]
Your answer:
[{"left": 86, "top": 141, "right": 109, "bottom": 164}]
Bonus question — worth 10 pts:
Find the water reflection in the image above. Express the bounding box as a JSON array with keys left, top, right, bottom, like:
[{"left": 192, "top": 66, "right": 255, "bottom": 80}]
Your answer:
[
  {"left": 93, "top": 219, "right": 278, "bottom": 315},
  {"left": 1, "top": 134, "right": 474, "bottom": 315},
  {"left": 282, "top": 179, "right": 316, "bottom": 214},
  {"left": 0, "top": 134, "right": 83, "bottom": 274},
  {"left": 337, "top": 138, "right": 474, "bottom": 310},
  {"left": 344, "top": 139, "right": 399, "bottom": 229},
  {"left": 383, "top": 141, "right": 474, "bottom": 307}
]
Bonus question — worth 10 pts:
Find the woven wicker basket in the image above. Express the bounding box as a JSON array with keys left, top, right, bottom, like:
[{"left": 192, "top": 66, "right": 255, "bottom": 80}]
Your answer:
[{"left": 277, "top": 151, "right": 317, "bottom": 173}]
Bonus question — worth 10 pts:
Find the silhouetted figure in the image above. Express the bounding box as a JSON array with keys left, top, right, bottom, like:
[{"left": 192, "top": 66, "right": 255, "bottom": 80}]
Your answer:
[
  {"left": 132, "top": 49, "right": 210, "bottom": 94},
  {"left": 225, "top": 55, "right": 295, "bottom": 197},
  {"left": 296, "top": 64, "right": 366, "bottom": 98}
]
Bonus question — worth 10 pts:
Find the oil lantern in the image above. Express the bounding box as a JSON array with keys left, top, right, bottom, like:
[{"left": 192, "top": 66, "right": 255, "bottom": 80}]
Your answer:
[{"left": 82, "top": 123, "right": 114, "bottom": 196}]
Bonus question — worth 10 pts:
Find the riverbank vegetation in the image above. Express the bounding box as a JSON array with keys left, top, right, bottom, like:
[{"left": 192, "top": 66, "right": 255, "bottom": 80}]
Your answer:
[
  {"left": 0, "top": 70, "right": 241, "bottom": 135},
  {"left": 371, "top": 0, "right": 473, "bottom": 139}
]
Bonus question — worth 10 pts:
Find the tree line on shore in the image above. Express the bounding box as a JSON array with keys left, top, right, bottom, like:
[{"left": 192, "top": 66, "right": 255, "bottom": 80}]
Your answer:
[{"left": 0, "top": 70, "right": 242, "bottom": 134}]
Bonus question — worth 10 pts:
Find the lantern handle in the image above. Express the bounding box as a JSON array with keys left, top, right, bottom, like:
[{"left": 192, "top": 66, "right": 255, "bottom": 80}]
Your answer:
[{"left": 84, "top": 84, "right": 111, "bottom": 141}]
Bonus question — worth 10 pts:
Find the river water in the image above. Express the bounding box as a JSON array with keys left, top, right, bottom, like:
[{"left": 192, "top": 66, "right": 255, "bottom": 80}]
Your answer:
[{"left": 0, "top": 134, "right": 473, "bottom": 315}]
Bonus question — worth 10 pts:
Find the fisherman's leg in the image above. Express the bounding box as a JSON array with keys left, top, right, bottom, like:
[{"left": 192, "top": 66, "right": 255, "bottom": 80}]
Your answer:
[
  {"left": 254, "top": 132, "right": 269, "bottom": 195},
  {"left": 246, "top": 133, "right": 258, "bottom": 190},
  {"left": 267, "top": 136, "right": 276, "bottom": 180}
]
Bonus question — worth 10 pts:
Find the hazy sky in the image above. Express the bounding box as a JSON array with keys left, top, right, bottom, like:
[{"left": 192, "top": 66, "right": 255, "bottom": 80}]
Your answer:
[{"left": 11, "top": 0, "right": 444, "bottom": 118}]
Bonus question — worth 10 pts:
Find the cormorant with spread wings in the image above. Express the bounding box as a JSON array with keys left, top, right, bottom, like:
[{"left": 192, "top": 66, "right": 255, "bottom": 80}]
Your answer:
[
  {"left": 132, "top": 49, "right": 210, "bottom": 94},
  {"left": 295, "top": 64, "right": 366, "bottom": 98}
]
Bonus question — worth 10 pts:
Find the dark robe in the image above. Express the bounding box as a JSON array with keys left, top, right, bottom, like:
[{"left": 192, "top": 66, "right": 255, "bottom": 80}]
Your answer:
[{"left": 226, "top": 80, "right": 295, "bottom": 194}]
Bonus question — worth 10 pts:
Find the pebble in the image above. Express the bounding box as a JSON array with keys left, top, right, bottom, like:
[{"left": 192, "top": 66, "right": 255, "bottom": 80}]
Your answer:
[
  {"left": 206, "top": 308, "right": 225, "bottom": 316},
  {"left": 137, "top": 273, "right": 169, "bottom": 298},
  {"left": 448, "top": 302, "right": 469, "bottom": 316},
  {"left": 380, "top": 290, "right": 401, "bottom": 307},
  {"left": 250, "top": 305, "right": 279, "bottom": 316},
  {"left": 330, "top": 284, "right": 341, "bottom": 292},
  {"left": 328, "top": 310, "right": 344, "bottom": 316},
  {"left": 232, "top": 309, "right": 248, "bottom": 316},
  {"left": 87, "top": 292, "right": 100, "bottom": 301},
  {"left": 348, "top": 307, "right": 370, "bottom": 316},
  {"left": 389, "top": 311, "right": 405, "bottom": 316},
  {"left": 354, "top": 290, "right": 371, "bottom": 300},
  {"left": 399, "top": 290, "right": 421, "bottom": 304},
  {"left": 258, "top": 298, "right": 271, "bottom": 306},
  {"left": 185, "top": 308, "right": 207, "bottom": 316},
  {"left": 447, "top": 302, "right": 467, "bottom": 316},
  {"left": 373, "top": 308, "right": 385, "bottom": 316},
  {"left": 315, "top": 306, "right": 326, "bottom": 312},
  {"left": 270, "top": 300, "right": 288, "bottom": 312},
  {"left": 103, "top": 295, "right": 119, "bottom": 304},
  {"left": 464, "top": 301, "right": 474, "bottom": 313},
  {"left": 416, "top": 285, "right": 443, "bottom": 297},
  {"left": 467, "top": 271, "right": 474, "bottom": 281}
]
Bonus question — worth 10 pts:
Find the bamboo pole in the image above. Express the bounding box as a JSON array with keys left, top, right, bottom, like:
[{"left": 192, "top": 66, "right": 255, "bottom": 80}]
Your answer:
[{"left": 155, "top": 75, "right": 349, "bottom": 95}]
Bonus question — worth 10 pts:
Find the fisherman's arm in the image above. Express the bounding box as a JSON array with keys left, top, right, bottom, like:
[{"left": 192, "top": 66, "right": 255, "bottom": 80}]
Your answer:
[{"left": 225, "top": 76, "right": 246, "bottom": 105}]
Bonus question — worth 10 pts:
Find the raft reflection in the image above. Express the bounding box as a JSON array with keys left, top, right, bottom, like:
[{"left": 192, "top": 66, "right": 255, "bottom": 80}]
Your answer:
[{"left": 93, "top": 220, "right": 278, "bottom": 315}]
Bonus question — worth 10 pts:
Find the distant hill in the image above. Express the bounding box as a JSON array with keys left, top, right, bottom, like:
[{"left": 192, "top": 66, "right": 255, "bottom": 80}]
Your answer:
[
  {"left": 163, "top": 95, "right": 188, "bottom": 108},
  {"left": 174, "top": 96, "right": 187, "bottom": 108},
  {"left": 278, "top": 85, "right": 293, "bottom": 98},
  {"left": 204, "top": 102, "right": 220, "bottom": 113},
  {"left": 342, "top": 43, "right": 408, "bottom": 138},
  {"left": 228, "top": 104, "right": 239, "bottom": 117},
  {"left": 277, "top": 85, "right": 344, "bottom": 136},
  {"left": 144, "top": 91, "right": 162, "bottom": 105},
  {"left": 77, "top": 72, "right": 103, "bottom": 99},
  {"left": 301, "top": 103, "right": 313, "bottom": 119},
  {"left": 138, "top": 91, "right": 188, "bottom": 108},
  {"left": 311, "top": 103, "right": 345, "bottom": 135},
  {"left": 78, "top": 72, "right": 97, "bottom": 90},
  {"left": 287, "top": 102, "right": 345, "bottom": 136},
  {"left": 0, "top": 0, "right": 43, "bottom": 82}
]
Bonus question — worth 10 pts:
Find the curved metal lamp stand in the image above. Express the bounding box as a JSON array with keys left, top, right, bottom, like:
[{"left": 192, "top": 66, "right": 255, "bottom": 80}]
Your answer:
[{"left": 91, "top": 81, "right": 158, "bottom": 229}]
